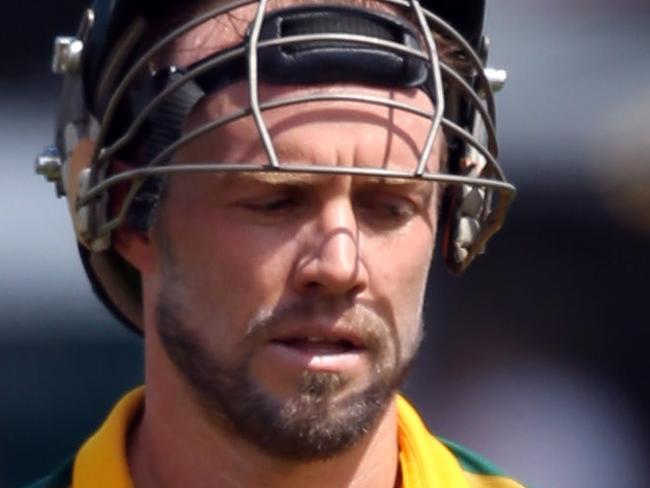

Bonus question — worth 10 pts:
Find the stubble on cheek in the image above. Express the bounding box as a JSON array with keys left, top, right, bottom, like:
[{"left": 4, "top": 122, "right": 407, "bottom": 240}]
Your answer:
[
  {"left": 151, "top": 213, "right": 426, "bottom": 460},
  {"left": 154, "top": 271, "right": 424, "bottom": 460}
]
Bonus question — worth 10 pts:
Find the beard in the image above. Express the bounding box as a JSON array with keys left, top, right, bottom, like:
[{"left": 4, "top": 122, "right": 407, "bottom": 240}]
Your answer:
[{"left": 154, "top": 240, "right": 423, "bottom": 462}]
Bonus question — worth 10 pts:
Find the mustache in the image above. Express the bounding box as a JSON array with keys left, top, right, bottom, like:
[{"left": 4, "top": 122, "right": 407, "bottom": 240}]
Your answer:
[{"left": 244, "top": 297, "right": 389, "bottom": 351}]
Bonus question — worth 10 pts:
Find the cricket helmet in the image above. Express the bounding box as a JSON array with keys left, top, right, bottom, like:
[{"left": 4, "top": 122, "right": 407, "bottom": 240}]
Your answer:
[{"left": 36, "top": 0, "right": 515, "bottom": 333}]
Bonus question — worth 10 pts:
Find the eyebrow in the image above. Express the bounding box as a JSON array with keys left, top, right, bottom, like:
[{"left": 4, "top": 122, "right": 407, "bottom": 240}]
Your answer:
[
  {"left": 220, "top": 170, "right": 434, "bottom": 189},
  {"left": 220, "top": 171, "right": 329, "bottom": 186},
  {"left": 356, "top": 176, "right": 436, "bottom": 202},
  {"left": 218, "top": 170, "right": 435, "bottom": 201}
]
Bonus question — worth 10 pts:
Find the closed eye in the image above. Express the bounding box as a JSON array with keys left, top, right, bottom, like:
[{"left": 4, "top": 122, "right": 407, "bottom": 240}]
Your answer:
[
  {"left": 243, "top": 196, "right": 299, "bottom": 212},
  {"left": 238, "top": 186, "right": 311, "bottom": 220},
  {"left": 354, "top": 194, "right": 418, "bottom": 228}
]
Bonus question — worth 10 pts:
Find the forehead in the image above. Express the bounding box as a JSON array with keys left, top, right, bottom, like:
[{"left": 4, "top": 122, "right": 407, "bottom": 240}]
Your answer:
[
  {"left": 176, "top": 80, "right": 441, "bottom": 174},
  {"left": 156, "top": 0, "right": 442, "bottom": 173}
]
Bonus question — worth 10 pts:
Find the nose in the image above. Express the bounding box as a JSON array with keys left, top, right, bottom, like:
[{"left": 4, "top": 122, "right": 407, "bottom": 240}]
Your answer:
[{"left": 293, "top": 196, "right": 369, "bottom": 297}]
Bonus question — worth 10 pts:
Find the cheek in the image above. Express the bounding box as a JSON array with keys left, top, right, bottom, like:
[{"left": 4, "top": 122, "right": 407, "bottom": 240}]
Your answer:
[
  {"left": 367, "top": 222, "right": 435, "bottom": 345},
  {"left": 387, "top": 244, "right": 432, "bottom": 312},
  {"left": 158, "top": 185, "right": 296, "bottom": 327}
]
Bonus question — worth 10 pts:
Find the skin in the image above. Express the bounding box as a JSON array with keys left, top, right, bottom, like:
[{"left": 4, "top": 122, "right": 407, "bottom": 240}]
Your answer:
[{"left": 115, "top": 7, "right": 443, "bottom": 488}]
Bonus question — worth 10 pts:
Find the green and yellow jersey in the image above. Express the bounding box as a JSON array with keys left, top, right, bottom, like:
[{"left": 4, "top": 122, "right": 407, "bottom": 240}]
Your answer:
[{"left": 28, "top": 389, "right": 526, "bottom": 488}]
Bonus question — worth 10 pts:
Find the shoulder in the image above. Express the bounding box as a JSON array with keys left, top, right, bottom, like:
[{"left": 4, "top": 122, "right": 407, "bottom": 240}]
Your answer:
[
  {"left": 22, "top": 459, "right": 73, "bottom": 488},
  {"left": 440, "top": 438, "right": 529, "bottom": 488}
]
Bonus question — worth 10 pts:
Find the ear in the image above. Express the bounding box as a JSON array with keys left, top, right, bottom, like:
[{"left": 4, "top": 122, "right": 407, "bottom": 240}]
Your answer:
[
  {"left": 110, "top": 159, "right": 157, "bottom": 275},
  {"left": 113, "top": 223, "right": 156, "bottom": 275}
]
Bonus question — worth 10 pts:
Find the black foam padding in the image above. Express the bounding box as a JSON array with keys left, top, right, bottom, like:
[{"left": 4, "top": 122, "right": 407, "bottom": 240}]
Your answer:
[
  {"left": 140, "top": 70, "right": 205, "bottom": 163},
  {"left": 126, "top": 69, "right": 205, "bottom": 230},
  {"left": 191, "top": 5, "right": 428, "bottom": 93},
  {"left": 85, "top": 0, "right": 485, "bottom": 112},
  {"left": 257, "top": 6, "right": 427, "bottom": 87}
]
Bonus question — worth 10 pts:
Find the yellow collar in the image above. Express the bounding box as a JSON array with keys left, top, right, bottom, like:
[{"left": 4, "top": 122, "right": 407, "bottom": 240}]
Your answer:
[
  {"left": 72, "top": 387, "right": 143, "bottom": 488},
  {"left": 396, "top": 395, "right": 469, "bottom": 488},
  {"left": 72, "top": 389, "right": 469, "bottom": 488}
]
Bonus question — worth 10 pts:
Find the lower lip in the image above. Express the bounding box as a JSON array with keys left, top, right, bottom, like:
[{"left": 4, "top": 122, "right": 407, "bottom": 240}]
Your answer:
[{"left": 264, "top": 341, "right": 367, "bottom": 372}]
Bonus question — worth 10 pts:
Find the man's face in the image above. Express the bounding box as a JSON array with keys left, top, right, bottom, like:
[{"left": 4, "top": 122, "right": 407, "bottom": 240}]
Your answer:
[{"left": 142, "top": 9, "right": 441, "bottom": 461}]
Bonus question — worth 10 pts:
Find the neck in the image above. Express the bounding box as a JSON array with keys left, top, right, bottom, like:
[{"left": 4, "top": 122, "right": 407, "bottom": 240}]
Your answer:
[{"left": 129, "top": 337, "right": 401, "bottom": 488}]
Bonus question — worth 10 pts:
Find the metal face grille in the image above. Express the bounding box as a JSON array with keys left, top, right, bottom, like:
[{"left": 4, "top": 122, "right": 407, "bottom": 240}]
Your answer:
[{"left": 73, "top": 0, "right": 515, "bottom": 269}]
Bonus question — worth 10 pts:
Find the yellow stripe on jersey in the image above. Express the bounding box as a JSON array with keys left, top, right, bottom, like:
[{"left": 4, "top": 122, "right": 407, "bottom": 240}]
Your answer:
[
  {"left": 63, "top": 388, "right": 525, "bottom": 488},
  {"left": 397, "top": 395, "right": 472, "bottom": 487},
  {"left": 72, "top": 387, "right": 142, "bottom": 488}
]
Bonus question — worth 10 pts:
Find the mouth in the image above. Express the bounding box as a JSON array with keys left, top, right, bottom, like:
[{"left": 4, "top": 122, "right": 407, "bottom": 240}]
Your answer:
[
  {"left": 265, "top": 330, "right": 368, "bottom": 372},
  {"left": 272, "top": 336, "right": 362, "bottom": 354}
]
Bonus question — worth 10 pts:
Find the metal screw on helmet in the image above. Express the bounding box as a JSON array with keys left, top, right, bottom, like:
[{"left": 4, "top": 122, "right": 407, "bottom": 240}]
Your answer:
[
  {"left": 35, "top": 145, "right": 65, "bottom": 197},
  {"left": 52, "top": 36, "right": 84, "bottom": 75},
  {"left": 35, "top": 146, "right": 63, "bottom": 182},
  {"left": 485, "top": 67, "right": 507, "bottom": 93},
  {"left": 477, "top": 35, "right": 507, "bottom": 94}
]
